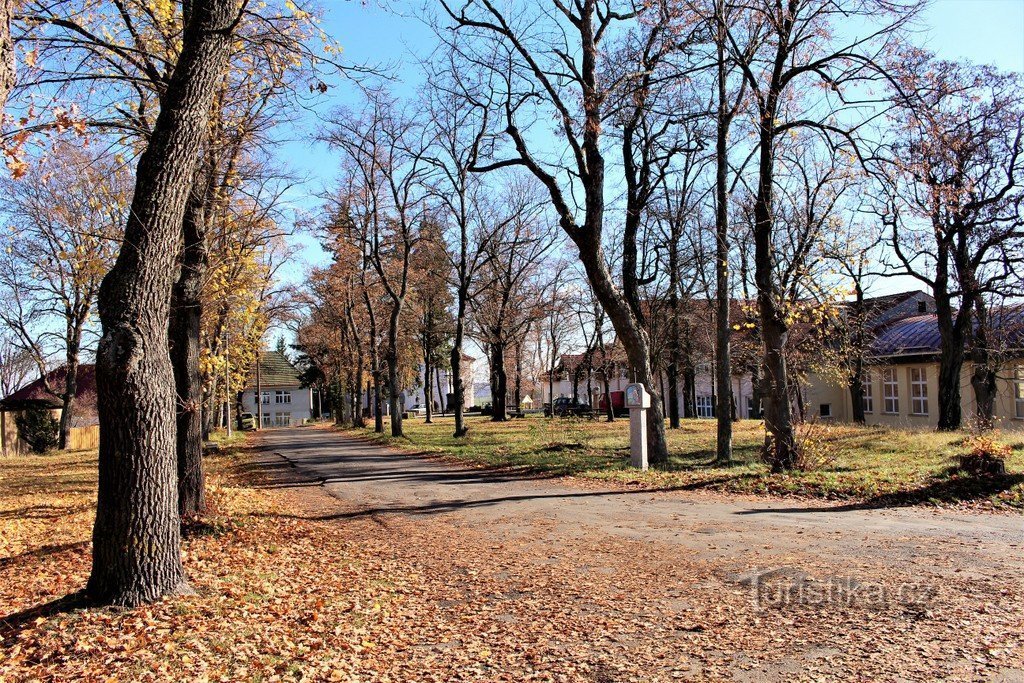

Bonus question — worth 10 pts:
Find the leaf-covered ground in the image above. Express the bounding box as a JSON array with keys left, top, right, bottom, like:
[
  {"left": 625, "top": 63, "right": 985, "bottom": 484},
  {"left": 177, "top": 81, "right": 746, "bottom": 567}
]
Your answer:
[
  {"left": 353, "top": 415, "right": 1024, "bottom": 509},
  {"left": 2, "top": 439, "right": 1022, "bottom": 682}
]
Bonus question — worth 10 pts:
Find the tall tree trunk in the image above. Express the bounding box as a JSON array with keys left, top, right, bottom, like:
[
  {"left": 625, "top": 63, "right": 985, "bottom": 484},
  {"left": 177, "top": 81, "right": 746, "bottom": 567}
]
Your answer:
[
  {"left": 603, "top": 375, "right": 614, "bottom": 422},
  {"left": 573, "top": 235, "right": 669, "bottom": 465},
  {"left": 423, "top": 332, "right": 433, "bottom": 424},
  {"left": 386, "top": 359, "right": 403, "bottom": 436},
  {"left": 57, "top": 328, "right": 83, "bottom": 450},
  {"left": 58, "top": 359, "right": 78, "bottom": 450},
  {"left": 683, "top": 366, "right": 696, "bottom": 419},
  {"left": 667, "top": 236, "right": 681, "bottom": 429},
  {"left": 934, "top": 252, "right": 965, "bottom": 431},
  {"left": 490, "top": 341, "right": 507, "bottom": 422},
  {"left": 970, "top": 296, "right": 997, "bottom": 426},
  {"left": 753, "top": 84, "right": 796, "bottom": 470},
  {"left": 848, "top": 283, "right": 867, "bottom": 425},
  {"left": 714, "top": 3, "right": 733, "bottom": 462},
  {"left": 436, "top": 368, "right": 446, "bottom": 415},
  {"left": 352, "top": 367, "right": 365, "bottom": 428},
  {"left": 849, "top": 370, "right": 866, "bottom": 425},
  {"left": 170, "top": 169, "right": 210, "bottom": 519},
  {"left": 372, "top": 370, "right": 384, "bottom": 433},
  {"left": 88, "top": 0, "right": 236, "bottom": 607},
  {"left": 386, "top": 297, "right": 404, "bottom": 437},
  {"left": 451, "top": 333, "right": 467, "bottom": 436}
]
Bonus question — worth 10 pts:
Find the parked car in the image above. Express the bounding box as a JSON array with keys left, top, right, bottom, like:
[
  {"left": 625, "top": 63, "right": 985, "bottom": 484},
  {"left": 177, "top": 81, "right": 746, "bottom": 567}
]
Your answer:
[
  {"left": 238, "top": 412, "right": 257, "bottom": 431},
  {"left": 597, "top": 390, "right": 629, "bottom": 417},
  {"left": 544, "top": 397, "right": 593, "bottom": 417}
]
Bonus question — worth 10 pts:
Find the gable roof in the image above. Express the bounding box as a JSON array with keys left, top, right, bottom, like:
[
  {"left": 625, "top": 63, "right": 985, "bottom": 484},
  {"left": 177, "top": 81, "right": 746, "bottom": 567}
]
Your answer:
[
  {"left": 0, "top": 364, "right": 97, "bottom": 410},
  {"left": 246, "top": 350, "right": 302, "bottom": 388}
]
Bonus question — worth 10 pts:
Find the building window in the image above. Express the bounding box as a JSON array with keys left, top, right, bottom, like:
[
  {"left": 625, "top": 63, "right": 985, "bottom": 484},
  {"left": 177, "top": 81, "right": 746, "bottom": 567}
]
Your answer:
[
  {"left": 819, "top": 403, "right": 832, "bottom": 418},
  {"left": 1015, "top": 366, "right": 1024, "bottom": 419},
  {"left": 882, "top": 368, "right": 899, "bottom": 414},
  {"left": 746, "top": 396, "right": 762, "bottom": 419},
  {"left": 260, "top": 391, "right": 271, "bottom": 405},
  {"left": 910, "top": 367, "right": 928, "bottom": 416},
  {"left": 274, "top": 412, "right": 291, "bottom": 427},
  {"left": 275, "top": 390, "right": 291, "bottom": 404},
  {"left": 862, "top": 371, "right": 874, "bottom": 414},
  {"left": 695, "top": 395, "right": 714, "bottom": 419},
  {"left": 261, "top": 413, "right": 272, "bottom": 428}
]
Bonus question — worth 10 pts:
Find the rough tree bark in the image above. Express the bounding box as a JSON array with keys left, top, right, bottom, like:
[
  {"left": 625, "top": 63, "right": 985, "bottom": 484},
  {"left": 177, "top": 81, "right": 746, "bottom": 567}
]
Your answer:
[
  {"left": 170, "top": 160, "right": 213, "bottom": 519},
  {"left": 57, "top": 325, "right": 84, "bottom": 450},
  {"left": 490, "top": 341, "right": 507, "bottom": 421},
  {"left": 714, "top": 0, "right": 735, "bottom": 462},
  {"left": 386, "top": 303, "right": 404, "bottom": 437},
  {"left": 88, "top": 0, "right": 238, "bottom": 607}
]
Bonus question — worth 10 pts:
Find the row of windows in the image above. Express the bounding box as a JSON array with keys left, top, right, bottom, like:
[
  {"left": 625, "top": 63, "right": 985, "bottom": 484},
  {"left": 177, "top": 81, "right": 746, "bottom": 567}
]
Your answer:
[
  {"left": 861, "top": 367, "right": 930, "bottom": 416},
  {"left": 864, "top": 366, "right": 1024, "bottom": 418},
  {"left": 259, "top": 412, "right": 292, "bottom": 427},
  {"left": 259, "top": 390, "right": 292, "bottom": 405}
]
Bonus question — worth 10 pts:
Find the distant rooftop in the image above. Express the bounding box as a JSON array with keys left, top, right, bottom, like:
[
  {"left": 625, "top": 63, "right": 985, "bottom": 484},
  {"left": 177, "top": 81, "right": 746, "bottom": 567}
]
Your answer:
[{"left": 245, "top": 350, "right": 302, "bottom": 388}]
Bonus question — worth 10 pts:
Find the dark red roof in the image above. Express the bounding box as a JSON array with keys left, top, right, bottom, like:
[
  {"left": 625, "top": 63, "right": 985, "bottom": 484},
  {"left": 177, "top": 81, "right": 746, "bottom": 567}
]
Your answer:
[{"left": 0, "top": 364, "right": 97, "bottom": 409}]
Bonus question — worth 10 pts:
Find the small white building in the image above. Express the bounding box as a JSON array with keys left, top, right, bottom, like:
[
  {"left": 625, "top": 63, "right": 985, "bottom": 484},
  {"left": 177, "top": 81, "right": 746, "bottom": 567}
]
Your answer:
[{"left": 240, "top": 350, "right": 314, "bottom": 428}]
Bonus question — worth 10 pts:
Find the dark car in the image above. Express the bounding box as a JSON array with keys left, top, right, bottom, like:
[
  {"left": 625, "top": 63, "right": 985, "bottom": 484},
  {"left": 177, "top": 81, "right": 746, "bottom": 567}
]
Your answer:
[{"left": 544, "top": 397, "right": 592, "bottom": 418}]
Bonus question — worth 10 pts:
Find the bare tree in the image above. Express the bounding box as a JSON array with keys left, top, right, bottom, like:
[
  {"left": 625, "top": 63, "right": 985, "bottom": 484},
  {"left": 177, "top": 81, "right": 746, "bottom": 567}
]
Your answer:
[
  {"left": 325, "top": 91, "right": 431, "bottom": 437},
  {"left": 725, "top": 0, "right": 920, "bottom": 470},
  {"left": 0, "top": 332, "right": 34, "bottom": 397},
  {"left": 422, "top": 61, "right": 502, "bottom": 436},
  {"left": 438, "top": 0, "right": 674, "bottom": 464},
  {"left": 881, "top": 56, "right": 1024, "bottom": 429},
  {"left": 472, "top": 189, "right": 554, "bottom": 421},
  {"left": 0, "top": 144, "right": 125, "bottom": 448}
]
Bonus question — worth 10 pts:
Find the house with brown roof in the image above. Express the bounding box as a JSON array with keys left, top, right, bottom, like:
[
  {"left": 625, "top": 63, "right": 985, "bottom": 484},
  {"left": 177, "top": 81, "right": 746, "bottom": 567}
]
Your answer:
[{"left": 0, "top": 364, "right": 99, "bottom": 454}]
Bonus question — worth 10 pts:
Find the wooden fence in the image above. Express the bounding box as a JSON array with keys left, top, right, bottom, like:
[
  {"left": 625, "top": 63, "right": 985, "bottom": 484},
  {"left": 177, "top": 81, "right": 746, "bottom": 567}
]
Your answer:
[{"left": 1, "top": 410, "right": 99, "bottom": 455}]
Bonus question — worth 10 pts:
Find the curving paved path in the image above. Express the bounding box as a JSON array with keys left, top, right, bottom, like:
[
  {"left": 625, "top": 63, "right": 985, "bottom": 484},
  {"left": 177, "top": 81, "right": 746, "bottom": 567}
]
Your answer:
[{"left": 255, "top": 426, "right": 1024, "bottom": 584}]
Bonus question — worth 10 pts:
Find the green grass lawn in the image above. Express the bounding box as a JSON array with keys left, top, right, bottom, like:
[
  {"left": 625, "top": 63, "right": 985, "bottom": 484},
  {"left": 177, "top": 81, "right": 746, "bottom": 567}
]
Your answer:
[{"left": 345, "top": 414, "right": 1024, "bottom": 509}]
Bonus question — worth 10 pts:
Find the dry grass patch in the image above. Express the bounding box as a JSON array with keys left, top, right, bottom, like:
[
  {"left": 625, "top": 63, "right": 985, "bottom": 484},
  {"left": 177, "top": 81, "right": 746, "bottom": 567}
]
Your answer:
[{"left": 350, "top": 415, "right": 1024, "bottom": 508}]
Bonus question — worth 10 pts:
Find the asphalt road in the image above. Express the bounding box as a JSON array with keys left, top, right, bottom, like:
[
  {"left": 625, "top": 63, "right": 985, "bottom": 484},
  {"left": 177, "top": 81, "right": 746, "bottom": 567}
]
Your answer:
[{"left": 256, "top": 426, "right": 1024, "bottom": 585}]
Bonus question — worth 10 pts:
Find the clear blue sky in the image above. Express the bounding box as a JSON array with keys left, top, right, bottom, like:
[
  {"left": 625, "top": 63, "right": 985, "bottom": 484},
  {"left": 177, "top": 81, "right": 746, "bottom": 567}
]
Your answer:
[{"left": 278, "top": 0, "right": 1024, "bottom": 301}]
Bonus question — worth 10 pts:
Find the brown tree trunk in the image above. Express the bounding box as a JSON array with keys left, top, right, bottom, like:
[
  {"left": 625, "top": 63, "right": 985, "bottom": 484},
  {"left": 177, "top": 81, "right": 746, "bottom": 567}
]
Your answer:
[
  {"left": 970, "top": 295, "right": 997, "bottom": 426},
  {"left": 58, "top": 365, "right": 77, "bottom": 450},
  {"left": 57, "top": 330, "right": 83, "bottom": 450},
  {"left": 451, "top": 332, "right": 467, "bottom": 436},
  {"left": 849, "top": 370, "right": 866, "bottom": 425},
  {"left": 387, "top": 360, "right": 403, "bottom": 436},
  {"left": 714, "top": 3, "right": 733, "bottom": 462},
  {"left": 88, "top": 0, "right": 237, "bottom": 607},
  {"left": 934, "top": 253, "right": 965, "bottom": 431},
  {"left": 423, "top": 330, "right": 433, "bottom": 424},
  {"left": 490, "top": 341, "right": 507, "bottom": 422},
  {"left": 372, "top": 370, "right": 384, "bottom": 434},
  {"left": 170, "top": 160, "right": 213, "bottom": 520},
  {"left": 573, "top": 232, "right": 669, "bottom": 465}
]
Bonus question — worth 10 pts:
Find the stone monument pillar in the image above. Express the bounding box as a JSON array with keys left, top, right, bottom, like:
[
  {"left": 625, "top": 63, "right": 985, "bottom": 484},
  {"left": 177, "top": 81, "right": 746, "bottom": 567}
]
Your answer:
[{"left": 624, "top": 382, "right": 650, "bottom": 471}]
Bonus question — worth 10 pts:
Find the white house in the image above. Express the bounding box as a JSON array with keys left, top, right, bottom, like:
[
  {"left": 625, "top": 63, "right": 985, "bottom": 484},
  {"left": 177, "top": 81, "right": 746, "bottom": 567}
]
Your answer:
[{"left": 240, "top": 350, "right": 314, "bottom": 427}]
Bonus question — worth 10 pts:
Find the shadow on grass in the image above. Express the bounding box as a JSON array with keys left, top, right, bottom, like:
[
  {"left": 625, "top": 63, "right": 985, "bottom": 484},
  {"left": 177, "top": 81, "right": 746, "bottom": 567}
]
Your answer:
[
  {"left": 736, "top": 470, "right": 1024, "bottom": 513},
  {"left": 0, "top": 503, "right": 94, "bottom": 520},
  {"left": 0, "top": 592, "right": 91, "bottom": 642},
  {"left": 0, "top": 540, "right": 90, "bottom": 570}
]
